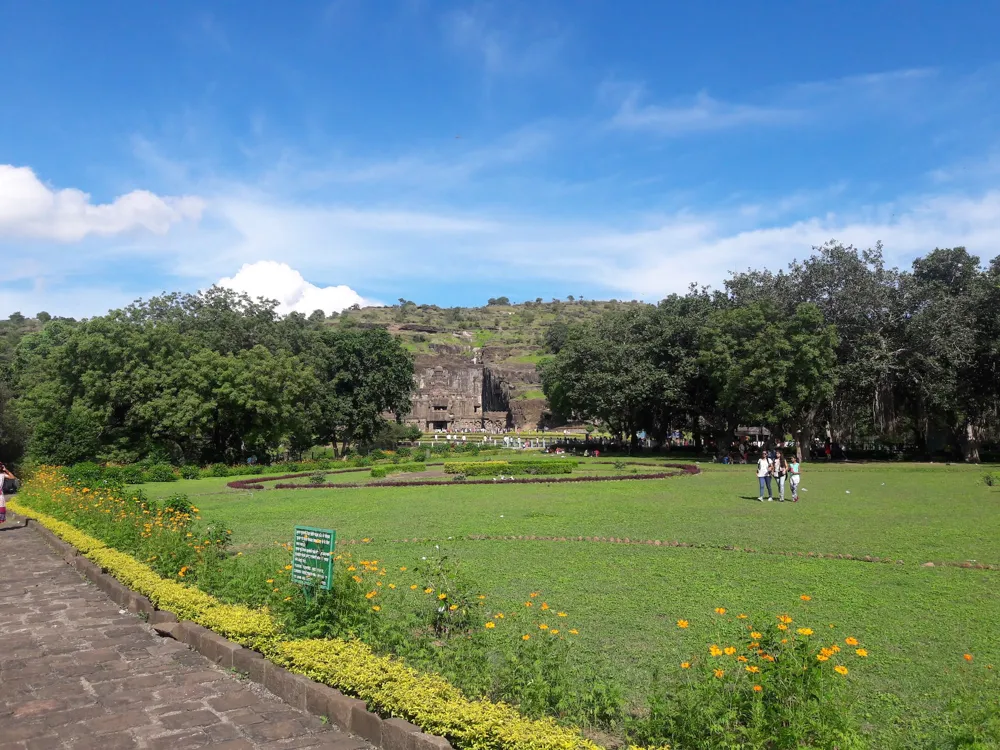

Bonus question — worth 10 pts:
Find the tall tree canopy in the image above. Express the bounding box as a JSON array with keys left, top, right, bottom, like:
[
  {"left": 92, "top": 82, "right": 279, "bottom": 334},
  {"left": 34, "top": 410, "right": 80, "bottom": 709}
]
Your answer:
[{"left": 12, "top": 289, "right": 414, "bottom": 465}]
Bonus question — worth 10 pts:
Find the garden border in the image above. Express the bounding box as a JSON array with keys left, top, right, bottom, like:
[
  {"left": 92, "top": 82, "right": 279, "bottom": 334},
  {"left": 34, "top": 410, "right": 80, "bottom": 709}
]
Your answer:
[
  {"left": 227, "top": 462, "right": 700, "bottom": 491},
  {"left": 9, "top": 510, "right": 453, "bottom": 750}
]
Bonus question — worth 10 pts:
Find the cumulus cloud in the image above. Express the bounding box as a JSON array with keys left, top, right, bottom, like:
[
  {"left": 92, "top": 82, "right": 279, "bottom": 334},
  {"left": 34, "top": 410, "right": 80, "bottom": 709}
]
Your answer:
[
  {"left": 216, "top": 261, "right": 372, "bottom": 315},
  {"left": 0, "top": 165, "right": 203, "bottom": 241}
]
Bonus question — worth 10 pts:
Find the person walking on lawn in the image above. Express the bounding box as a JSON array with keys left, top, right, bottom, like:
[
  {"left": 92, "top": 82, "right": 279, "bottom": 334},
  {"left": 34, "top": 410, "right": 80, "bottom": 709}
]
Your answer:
[
  {"left": 789, "top": 457, "right": 801, "bottom": 502},
  {"left": 774, "top": 450, "right": 789, "bottom": 501},
  {"left": 756, "top": 451, "right": 774, "bottom": 501}
]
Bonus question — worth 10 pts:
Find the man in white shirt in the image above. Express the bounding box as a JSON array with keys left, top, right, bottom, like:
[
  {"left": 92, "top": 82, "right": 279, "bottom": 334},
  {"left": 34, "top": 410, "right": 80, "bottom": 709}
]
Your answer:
[{"left": 756, "top": 452, "right": 773, "bottom": 502}]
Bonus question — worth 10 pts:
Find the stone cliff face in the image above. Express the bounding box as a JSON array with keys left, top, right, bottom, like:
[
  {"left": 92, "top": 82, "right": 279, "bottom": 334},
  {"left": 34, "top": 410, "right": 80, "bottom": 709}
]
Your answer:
[{"left": 405, "top": 354, "right": 545, "bottom": 430}]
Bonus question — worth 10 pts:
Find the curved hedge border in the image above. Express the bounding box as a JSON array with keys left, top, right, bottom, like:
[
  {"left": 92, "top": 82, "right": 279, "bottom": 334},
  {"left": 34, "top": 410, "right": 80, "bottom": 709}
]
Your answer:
[
  {"left": 6, "top": 495, "right": 662, "bottom": 750},
  {"left": 228, "top": 462, "right": 700, "bottom": 491}
]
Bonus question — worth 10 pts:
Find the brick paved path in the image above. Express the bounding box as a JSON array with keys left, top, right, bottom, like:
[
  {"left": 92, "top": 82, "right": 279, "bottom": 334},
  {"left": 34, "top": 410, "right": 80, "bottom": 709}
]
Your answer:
[{"left": 0, "top": 521, "right": 370, "bottom": 750}]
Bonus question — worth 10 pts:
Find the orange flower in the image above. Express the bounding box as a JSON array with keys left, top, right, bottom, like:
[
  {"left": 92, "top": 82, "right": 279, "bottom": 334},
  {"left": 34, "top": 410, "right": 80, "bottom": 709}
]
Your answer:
[
  {"left": 834, "top": 665, "right": 848, "bottom": 676},
  {"left": 737, "top": 655, "right": 748, "bottom": 663},
  {"left": 797, "top": 628, "right": 814, "bottom": 636},
  {"left": 816, "top": 654, "right": 830, "bottom": 662},
  {"left": 715, "top": 607, "right": 727, "bottom": 615},
  {"left": 522, "top": 634, "right": 531, "bottom": 641},
  {"left": 800, "top": 595, "right": 812, "bottom": 601},
  {"left": 569, "top": 629, "right": 579, "bottom": 635},
  {"left": 677, "top": 619, "right": 689, "bottom": 629},
  {"left": 855, "top": 649, "right": 868, "bottom": 657},
  {"left": 777, "top": 624, "right": 788, "bottom": 631},
  {"left": 723, "top": 646, "right": 737, "bottom": 656},
  {"left": 964, "top": 653, "right": 974, "bottom": 662},
  {"left": 745, "top": 665, "right": 760, "bottom": 674},
  {"left": 709, "top": 645, "right": 723, "bottom": 657},
  {"left": 750, "top": 631, "right": 762, "bottom": 639},
  {"left": 753, "top": 684, "right": 763, "bottom": 693},
  {"left": 539, "top": 623, "right": 549, "bottom": 630},
  {"left": 540, "top": 603, "right": 550, "bottom": 611},
  {"left": 845, "top": 637, "right": 859, "bottom": 646},
  {"left": 737, "top": 614, "right": 748, "bottom": 620},
  {"left": 681, "top": 661, "right": 691, "bottom": 669},
  {"left": 778, "top": 615, "right": 793, "bottom": 624},
  {"left": 713, "top": 668, "right": 725, "bottom": 679}
]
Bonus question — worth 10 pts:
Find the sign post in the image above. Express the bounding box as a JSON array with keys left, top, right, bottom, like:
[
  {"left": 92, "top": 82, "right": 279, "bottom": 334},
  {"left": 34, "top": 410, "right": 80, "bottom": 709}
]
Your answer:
[{"left": 292, "top": 526, "right": 336, "bottom": 596}]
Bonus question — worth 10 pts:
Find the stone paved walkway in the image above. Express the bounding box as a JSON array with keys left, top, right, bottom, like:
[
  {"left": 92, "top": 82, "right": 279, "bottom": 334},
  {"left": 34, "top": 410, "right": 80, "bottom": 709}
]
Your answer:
[{"left": 0, "top": 521, "right": 370, "bottom": 750}]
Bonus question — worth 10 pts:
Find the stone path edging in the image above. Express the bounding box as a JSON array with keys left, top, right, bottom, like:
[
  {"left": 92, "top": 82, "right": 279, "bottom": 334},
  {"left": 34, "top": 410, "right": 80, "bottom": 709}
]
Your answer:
[{"left": 17, "top": 513, "right": 455, "bottom": 750}]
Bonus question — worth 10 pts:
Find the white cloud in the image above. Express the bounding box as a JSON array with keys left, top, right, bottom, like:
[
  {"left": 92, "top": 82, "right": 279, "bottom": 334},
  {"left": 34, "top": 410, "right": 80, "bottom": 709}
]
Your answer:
[
  {"left": 216, "top": 260, "right": 373, "bottom": 315},
  {"left": 443, "top": 5, "right": 566, "bottom": 78},
  {"left": 611, "top": 89, "right": 797, "bottom": 136},
  {"left": 0, "top": 165, "right": 203, "bottom": 241}
]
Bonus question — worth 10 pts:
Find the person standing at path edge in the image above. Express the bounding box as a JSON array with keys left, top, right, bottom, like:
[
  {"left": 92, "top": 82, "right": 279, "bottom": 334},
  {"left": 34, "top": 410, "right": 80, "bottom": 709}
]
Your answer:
[
  {"left": 756, "top": 451, "right": 774, "bottom": 501},
  {"left": 0, "top": 462, "right": 16, "bottom": 524}
]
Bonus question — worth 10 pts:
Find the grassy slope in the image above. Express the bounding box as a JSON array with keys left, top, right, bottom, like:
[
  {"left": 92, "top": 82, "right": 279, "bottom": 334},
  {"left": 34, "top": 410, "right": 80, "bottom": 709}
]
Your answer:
[{"left": 141, "top": 462, "right": 1000, "bottom": 746}]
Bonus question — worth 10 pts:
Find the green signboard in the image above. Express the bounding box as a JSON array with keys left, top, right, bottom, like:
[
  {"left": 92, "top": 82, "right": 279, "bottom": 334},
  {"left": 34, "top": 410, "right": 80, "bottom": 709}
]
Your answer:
[{"left": 291, "top": 525, "right": 336, "bottom": 590}]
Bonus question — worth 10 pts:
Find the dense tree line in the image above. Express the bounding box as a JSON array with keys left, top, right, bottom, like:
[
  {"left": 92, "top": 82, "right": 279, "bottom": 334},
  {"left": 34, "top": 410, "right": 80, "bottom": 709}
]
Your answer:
[
  {"left": 541, "top": 243, "right": 1000, "bottom": 462},
  {"left": 3, "top": 289, "right": 414, "bottom": 466}
]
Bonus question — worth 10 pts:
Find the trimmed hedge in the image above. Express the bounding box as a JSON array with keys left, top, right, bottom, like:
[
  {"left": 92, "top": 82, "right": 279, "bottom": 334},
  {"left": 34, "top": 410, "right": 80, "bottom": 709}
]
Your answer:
[
  {"left": 371, "top": 462, "right": 427, "bottom": 479},
  {"left": 444, "top": 460, "right": 577, "bottom": 476},
  {"left": 8, "top": 495, "right": 618, "bottom": 750}
]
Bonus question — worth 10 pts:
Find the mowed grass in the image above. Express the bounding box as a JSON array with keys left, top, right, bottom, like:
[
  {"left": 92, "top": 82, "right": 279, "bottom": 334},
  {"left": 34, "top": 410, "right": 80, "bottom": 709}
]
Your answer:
[{"left": 141, "top": 462, "right": 1000, "bottom": 746}]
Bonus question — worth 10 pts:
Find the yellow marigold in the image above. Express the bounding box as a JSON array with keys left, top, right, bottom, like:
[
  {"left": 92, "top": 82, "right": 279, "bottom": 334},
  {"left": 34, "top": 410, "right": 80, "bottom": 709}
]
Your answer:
[
  {"left": 522, "top": 634, "right": 530, "bottom": 641},
  {"left": 762, "top": 654, "right": 775, "bottom": 662},
  {"left": 778, "top": 614, "right": 793, "bottom": 624},
  {"left": 817, "top": 654, "right": 830, "bottom": 662},
  {"left": 845, "top": 637, "right": 859, "bottom": 646},
  {"left": 347, "top": 566, "right": 356, "bottom": 572},
  {"left": 569, "top": 629, "right": 579, "bottom": 635},
  {"left": 715, "top": 607, "right": 727, "bottom": 615},
  {"left": 745, "top": 665, "right": 760, "bottom": 674},
  {"left": 410, "top": 585, "right": 418, "bottom": 590},
  {"left": 709, "top": 645, "right": 723, "bottom": 657},
  {"left": 681, "top": 661, "right": 691, "bottom": 669},
  {"left": 800, "top": 595, "right": 812, "bottom": 601},
  {"left": 495, "top": 613, "right": 505, "bottom": 619},
  {"left": 550, "top": 629, "right": 559, "bottom": 635},
  {"left": 724, "top": 646, "right": 736, "bottom": 656},
  {"left": 352, "top": 576, "right": 362, "bottom": 583},
  {"left": 524, "top": 602, "right": 533, "bottom": 607},
  {"left": 399, "top": 566, "right": 407, "bottom": 571},
  {"left": 365, "top": 591, "right": 377, "bottom": 600},
  {"left": 713, "top": 668, "right": 725, "bottom": 679},
  {"left": 750, "top": 631, "right": 762, "bottom": 639},
  {"left": 424, "top": 588, "right": 433, "bottom": 594},
  {"left": 856, "top": 648, "right": 868, "bottom": 657},
  {"left": 753, "top": 684, "right": 763, "bottom": 692},
  {"left": 484, "top": 622, "right": 496, "bottom": 629},
  {"left": 677, "top": 619, "right": 689, "bottom": 629},
  {"left": 539, "top": 624, "right": 548, "bottom": 630},
  {"left": 777, "top": 623, "right": 788, "bottom": 631},
  {"left": 529, "top": 592, "right": 539, "bottom": 598},
  {"left": 557, "top": 612, "right": 567, "bottom": 617},
  {"left": 737, "top": 614, "right": 748, "bottom": 620},
  {"left": 540, "top": 602, "right": 550, "bottom": 611},
  {"left": 834, "top": 665, "right": 848, "bottom": 675},
  {"left": 737, "top": 655, "right": 748, "bottom": 663},
  {"left": 388, "top": 584, "right": 396, "bottom": 589},
  {"left": 438, "top": 593, "right": 447, "bottom": 600},
  {"left": 448, "top": 604, "right": 458, "bottom": 611},
  {"left": 797, "top": 628, "right": 814, "bottom": 636},
  {"left": 285, "top": 565, "right": 292, "bottom": 570}
]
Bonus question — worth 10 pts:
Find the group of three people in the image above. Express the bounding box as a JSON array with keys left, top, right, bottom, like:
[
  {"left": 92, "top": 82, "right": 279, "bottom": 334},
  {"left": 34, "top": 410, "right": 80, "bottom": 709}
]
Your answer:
[{"left": 755, "top": 451, "right": 800, "bottom": 502}]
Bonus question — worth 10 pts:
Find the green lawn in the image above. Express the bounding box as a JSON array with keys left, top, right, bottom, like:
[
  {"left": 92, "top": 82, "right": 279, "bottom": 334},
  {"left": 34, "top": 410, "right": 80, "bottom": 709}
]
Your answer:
[{"left": 140, "top": 461, "right": 1000, "bottom": 747}]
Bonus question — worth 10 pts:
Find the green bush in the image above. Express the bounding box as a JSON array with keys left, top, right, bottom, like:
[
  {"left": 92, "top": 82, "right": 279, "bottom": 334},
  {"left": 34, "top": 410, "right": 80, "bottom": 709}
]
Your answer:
[
  {"left": 179, "top": 465, "right": 201, "bottom": 480},
  {"left": 371, "top": 466, "right": 389, "bottom": 478},
  {"left": 443, "top": 460, "right": 576, "bottom": 476},
  {"left": 141, "top": 463, "right": 178, "bottom": 483}
]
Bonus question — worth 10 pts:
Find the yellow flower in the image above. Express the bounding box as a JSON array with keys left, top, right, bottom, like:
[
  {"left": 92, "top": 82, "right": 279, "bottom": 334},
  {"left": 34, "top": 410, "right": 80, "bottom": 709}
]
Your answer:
[
  {"left": 186, "top": 533, "right": 193, "bottom": 538},
  {"left": 723, "top": 646, "right": 736, "bottom": 656},
  {"left": 737, "top": 614, "right": 748, "bottom": 620},
  {"left": 365, "top": 591, "right": 377, "bottom": 599},
  {"left": 522, "top": 634, "right": 531, "bottom": 641},
  {"left": 372, "top": 605, "right": 381, "bottom": 612},
  {"left": 424, "top": 588, "right": 433, "bottom": 594},
  {"left": 816, "top": 654, "right": 830, "bottom": 662},
  {"left": 797, "top": 628, "right": 814, "bottom": 636},
  {"left": 750, "top": 631, "right": 762, "bottom": 639},
  {"left": 855, "top": 648, "right": 868, "bottom": 657},
  {"left": 485, "top": 622, "right": 496, "bottom": 629},
  {"left": 845, "top": 637, "right": 859, "bottom": 646},
  {"left": 778, "top": 614, "right": 793, "bottom": 624},
  {"left": 399, "top": 566, "right": 407, "bottom": 571},
  {"left": 550, "top": 629, "right": 559, "bottom": 635},
  {"left": 347, "top": 566, "right": 356, "bottom": 572},
  {"left": 777, "top": 623, "right": 788, "bottom": 631},
  {"left": 477, "top": 595, "right": 486, "bottom": 600},
  {"left": 388, "top": 584, "right": 396, "bottom": 589},
  {"left": 449, "top": 604, "right": 458, "bottom": 611},
  {"left": 284, "top": 596, "right": 292, "bottom": 602},
  {"left": 753, "top": 684, "right": 763, "bottom": 692},
  {"left": 177, "top": 566, "right": 188, "bottom": 577},
  {"left": 410, "top": 584, "right": 418, "bottom": 590},
  {"left": 529, "top": 592, "right": 539, "bottom": 598},
  {"left": 539, "top": 623, "right": 549, "bottom": 630},
  {"left": 713, "top": 668, "right": 725, "bottom": 679},
  {"left": 834, "top": 665, "right": 848, "bottom": 675},
  {"left": 284, "top": 565, "right": 292, "bottom": 570},
  {"left": 737, "top": 655, "right": 748, "bottom": 663},
  {"left": 677, "top": 619, "right": 690, "bottom": 629},
  {"left": 800, "top": 595, "right": 812, "bottom": 601},
  {"left": 715, "top": 607, "right": 727, "bottom": 615},
  {"left": 964, "top": 653, "right": 974, "bottom": 662},
  {"left": 557, "top": 612, "right": 568, "bottom": 617},
  {"left": 438, "top": 593, "right": 447, "bottom": 600},
  {"left": 681, "top": 661, "right": 691, "bottom": 669},
  {"left": 709, "top": 645, "right": 723, "bottom": 657},
  {"left": 352, "top": 576, "right": 362, "bottom": 583},
  {"left": 569, "top": 629, "right": 579, "bottom": 635},
  {"left": 540, "top": 603, "right": 550, "bottom": 611},
  {"left": 524, "top": 602, "right": 533, "bottom": 607},
  {"left": 745, "top": 665, "right": 760, "bottom": 674}
]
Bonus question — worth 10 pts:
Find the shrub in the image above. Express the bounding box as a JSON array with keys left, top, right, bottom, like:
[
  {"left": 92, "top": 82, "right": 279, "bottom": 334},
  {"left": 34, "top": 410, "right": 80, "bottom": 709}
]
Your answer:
[
  {"left": 308, "top": 473, "right": 327, "bottom": 485},
  {"left": 444, "top": 460, "right": 576, "bottom": 476},
  {"left": 141, "top": 463, "right": 178, "bottom": 483},
  {"left": 204, "top": 463, "right": 231, "bottom": 477},
  {"left": 983, "top": 472, "right": 997, "bottom": 487},
  {"left": 371, "top": 466, "right": 388, "bottom": 479},
  {"left": 179, "top": 465, "right": 201, "bottom": 480},
  {"left": 452, "top": 474, "right": 467, "bottom": 482}
]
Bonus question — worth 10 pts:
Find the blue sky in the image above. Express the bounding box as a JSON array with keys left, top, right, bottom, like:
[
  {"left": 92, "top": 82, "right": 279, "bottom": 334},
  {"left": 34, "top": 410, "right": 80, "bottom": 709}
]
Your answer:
[{"left": 3, "top": 1, "right": 1000, "bottom": 317}]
